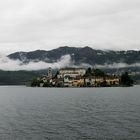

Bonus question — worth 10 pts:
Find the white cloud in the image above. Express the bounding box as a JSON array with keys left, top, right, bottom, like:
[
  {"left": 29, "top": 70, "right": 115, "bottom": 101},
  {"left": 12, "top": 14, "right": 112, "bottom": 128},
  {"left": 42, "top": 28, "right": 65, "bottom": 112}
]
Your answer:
[
  {"left": 0, "top": 53, "right": 140, "bottom": 71},
  {"left": 95, "top": 63, "right": 140, "bottom": 69},
  {"left": 0, "top": 54, "right": 72, "bottom": 71}
]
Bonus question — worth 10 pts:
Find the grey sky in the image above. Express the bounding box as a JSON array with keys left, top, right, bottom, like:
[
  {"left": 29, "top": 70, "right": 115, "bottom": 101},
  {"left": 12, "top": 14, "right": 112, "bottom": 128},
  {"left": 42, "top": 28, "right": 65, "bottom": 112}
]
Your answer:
[{"left": 0, "top": 0, "right": 140, "bottom": 54}]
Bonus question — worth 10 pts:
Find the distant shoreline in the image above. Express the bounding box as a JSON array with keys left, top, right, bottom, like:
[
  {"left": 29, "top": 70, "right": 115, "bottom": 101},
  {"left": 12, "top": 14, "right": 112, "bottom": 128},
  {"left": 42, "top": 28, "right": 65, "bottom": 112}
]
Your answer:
[{"left": 0, "top": 85, "right": 135, "bottom": 88}]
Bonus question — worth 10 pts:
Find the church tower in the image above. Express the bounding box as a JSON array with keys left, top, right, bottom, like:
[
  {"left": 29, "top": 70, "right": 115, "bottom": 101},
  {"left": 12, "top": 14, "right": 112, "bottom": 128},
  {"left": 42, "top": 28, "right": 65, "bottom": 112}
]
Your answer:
[{"left": 48, "top": 67, "right": 52, "bottom": 78}]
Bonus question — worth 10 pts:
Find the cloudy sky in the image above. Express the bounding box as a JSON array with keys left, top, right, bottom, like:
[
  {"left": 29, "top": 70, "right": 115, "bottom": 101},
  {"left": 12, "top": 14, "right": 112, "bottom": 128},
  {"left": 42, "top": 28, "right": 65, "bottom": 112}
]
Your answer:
[{"left": 0, "top": 0, "right": 140, "bottom": 54}]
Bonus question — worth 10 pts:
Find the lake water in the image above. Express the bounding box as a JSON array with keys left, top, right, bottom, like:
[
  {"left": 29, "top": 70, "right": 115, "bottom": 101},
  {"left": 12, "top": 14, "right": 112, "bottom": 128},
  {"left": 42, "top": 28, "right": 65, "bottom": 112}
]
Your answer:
[{"left": 0, "top": 86, "right": 140, "bottom": 140}]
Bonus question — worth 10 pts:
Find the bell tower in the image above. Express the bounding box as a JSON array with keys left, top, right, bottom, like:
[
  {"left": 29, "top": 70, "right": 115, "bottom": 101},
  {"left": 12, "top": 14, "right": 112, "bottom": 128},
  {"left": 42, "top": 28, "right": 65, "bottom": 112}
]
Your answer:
[{"left": 48, "top": 67, "right": 52, "bottom": 78}]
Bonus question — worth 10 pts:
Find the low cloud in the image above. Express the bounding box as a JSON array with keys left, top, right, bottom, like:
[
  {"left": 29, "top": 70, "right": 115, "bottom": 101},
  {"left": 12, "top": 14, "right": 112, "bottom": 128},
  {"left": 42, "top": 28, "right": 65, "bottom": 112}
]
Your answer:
[
  {"left": 95, "top": 63, "right": 140, "bottom": 69},
  {"left": 0, "top": 54, "right": 140, "bottom": 71},
  {"left": 0, "top": 54, "right": 72, "bottom": 71}
]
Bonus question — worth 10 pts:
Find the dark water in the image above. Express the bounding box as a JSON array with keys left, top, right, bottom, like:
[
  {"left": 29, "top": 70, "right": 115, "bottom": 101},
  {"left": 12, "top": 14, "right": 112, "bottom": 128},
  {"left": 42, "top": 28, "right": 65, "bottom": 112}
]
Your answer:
[{"left": 0, "top": 86, "right": 140, "bottom": 140}]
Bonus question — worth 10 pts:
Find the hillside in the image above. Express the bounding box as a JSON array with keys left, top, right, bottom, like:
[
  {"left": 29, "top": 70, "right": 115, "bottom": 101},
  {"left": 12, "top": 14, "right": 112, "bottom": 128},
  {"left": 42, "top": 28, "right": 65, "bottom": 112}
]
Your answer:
[
  {"left": 0, "top": 70, "right": 46, "bottom": 85},
  {"left": 8, "top": 46, "right": 140, "bottom": 65}
]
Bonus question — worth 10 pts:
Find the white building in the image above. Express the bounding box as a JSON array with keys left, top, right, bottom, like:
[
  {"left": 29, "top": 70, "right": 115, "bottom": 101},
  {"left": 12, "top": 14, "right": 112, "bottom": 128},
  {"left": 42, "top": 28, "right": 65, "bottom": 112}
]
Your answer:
[
  {"left": 57, "top": 68, "right": 86, "bottom": 87},
  {"left": 59, "top": 68, "right": 86, "bottom": 78}
]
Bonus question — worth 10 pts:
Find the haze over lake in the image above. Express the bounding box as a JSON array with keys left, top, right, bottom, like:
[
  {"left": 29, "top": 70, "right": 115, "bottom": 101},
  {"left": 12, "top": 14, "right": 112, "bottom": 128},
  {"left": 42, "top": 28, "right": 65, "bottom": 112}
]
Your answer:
[{"left": 0, "top": 86, "right": 140, "bottom": 139}]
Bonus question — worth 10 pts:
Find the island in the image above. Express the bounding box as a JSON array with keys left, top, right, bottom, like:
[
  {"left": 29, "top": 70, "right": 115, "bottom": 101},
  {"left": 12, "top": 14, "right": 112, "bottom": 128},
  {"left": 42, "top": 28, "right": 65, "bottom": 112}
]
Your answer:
[{"left": 31, "top": 67, "right": 133, "bottom": 87}]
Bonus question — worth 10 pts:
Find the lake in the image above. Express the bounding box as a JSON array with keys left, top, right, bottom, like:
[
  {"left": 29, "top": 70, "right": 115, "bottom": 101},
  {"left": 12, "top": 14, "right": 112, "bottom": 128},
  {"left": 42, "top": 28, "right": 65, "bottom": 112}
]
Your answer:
[{"left": 0, "top": 86, "right": 140, "bottom": 140}]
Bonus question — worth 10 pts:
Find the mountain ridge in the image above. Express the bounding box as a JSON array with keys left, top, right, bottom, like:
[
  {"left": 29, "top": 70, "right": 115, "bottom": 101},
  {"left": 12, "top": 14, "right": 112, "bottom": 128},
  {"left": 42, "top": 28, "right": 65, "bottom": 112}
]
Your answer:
[{"left": 8, "top": 46, "right": 140, "bottom": 65}]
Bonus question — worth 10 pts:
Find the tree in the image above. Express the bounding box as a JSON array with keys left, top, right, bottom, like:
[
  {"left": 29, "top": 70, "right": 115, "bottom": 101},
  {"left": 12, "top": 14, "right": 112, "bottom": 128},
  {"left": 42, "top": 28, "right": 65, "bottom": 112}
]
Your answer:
[
  {"left": 87, "top": 67, "right": 92, "bottom": 74},
  {"left": 84, "top": 67, "right": 92, "bottom": 77},
  {"left": 43, "top": 82, "right": 49, "bottom": 87},
  {"left": 121, "top": 72, "right": 133, "bottom": 86},
  {"left": 93, "top": 69, "right": 105, "bottom": 77},
  {"left": 31, "top": 78, "right": 40, "bottom": 87},
  {"left": 54, "top": 71, "right": 59, "bottom": 79}
]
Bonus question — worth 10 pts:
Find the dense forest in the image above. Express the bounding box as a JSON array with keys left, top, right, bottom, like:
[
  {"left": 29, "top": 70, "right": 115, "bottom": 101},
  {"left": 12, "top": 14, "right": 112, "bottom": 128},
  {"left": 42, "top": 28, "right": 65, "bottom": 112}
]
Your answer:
[{"left": 0, "top": 70, "right": 46, "bottom": 85}]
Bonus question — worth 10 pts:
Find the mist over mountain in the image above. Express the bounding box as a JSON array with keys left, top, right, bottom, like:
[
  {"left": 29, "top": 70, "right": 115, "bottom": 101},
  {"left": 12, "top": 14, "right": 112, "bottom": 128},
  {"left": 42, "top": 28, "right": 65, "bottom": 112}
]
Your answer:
[
  {"left": 8, "top": 46, "right": 140, "bottom": 66},
  {"left": 0, "top": 46, "right": 140, "bottom": 85}
]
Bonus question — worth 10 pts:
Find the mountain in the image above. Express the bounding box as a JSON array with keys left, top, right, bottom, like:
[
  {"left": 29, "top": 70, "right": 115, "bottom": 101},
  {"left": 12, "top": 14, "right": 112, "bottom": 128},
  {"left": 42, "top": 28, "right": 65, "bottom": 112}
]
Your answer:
[
  {"left": 8, "top": 46, "right": 140, "bottom": 65},
  {"left": 1, "top": 47, "right": 140, "bottom": 85}
]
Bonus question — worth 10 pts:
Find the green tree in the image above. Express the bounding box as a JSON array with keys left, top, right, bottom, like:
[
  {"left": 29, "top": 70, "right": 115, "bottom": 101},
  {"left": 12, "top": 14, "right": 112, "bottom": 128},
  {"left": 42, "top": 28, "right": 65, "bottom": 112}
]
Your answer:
[
  {"left": 121, "top": 72, "right": 133, "bottom": 86},
  {"left": 31, "top": 78, "right": 40, "bottom": 87},
  {"left": 43, "top": 82, "right": 49, "bottom": 87},
  {"left": 84, "top": 67, "right": 92, "bottom": 77},
  {"left": 93, "top": 69, "right": 105, "bottom": 77},
  {"left": 54, "top": 71, "right": 59, "bottom": 79}
]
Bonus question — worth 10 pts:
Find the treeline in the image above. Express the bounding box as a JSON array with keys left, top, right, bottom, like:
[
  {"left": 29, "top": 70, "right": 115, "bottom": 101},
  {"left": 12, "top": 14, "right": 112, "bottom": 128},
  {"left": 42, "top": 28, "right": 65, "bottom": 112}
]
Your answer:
[
  {"left": 121, "top": 72, "right": 133, "bottom": 86},
  {"left": 84, "top": 68, "right": 106, "bottom": 77},
  {"left": 0, "top": 70, "right": 40, "bottom": 85}
]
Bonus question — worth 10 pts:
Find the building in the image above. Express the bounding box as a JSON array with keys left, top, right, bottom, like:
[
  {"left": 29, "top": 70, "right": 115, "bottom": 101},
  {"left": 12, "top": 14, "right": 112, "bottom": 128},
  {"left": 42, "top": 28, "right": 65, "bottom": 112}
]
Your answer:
[
  {"left": 32, "top": 67, "right": 122, "bottom": 87},
  {"left": 72, "top": 79, "right": 84, "bottom": 87},
  {"left": 48, "top": 67, "right": 52, "bottom": 78},
  {"left": 105, "top": 77, "right": 120, "bottom": 86},
  {"left": 84, "top": 77, "right": 96, "bottom": 86},
  {"left": 63, "top": 75, "right": 73, "bottom": 87},
  {"left": 59, "top": 68, "right": 86, "bottom": 78},
  {"left": 57, "top": 68, "right": 86, "bottom": 87}
]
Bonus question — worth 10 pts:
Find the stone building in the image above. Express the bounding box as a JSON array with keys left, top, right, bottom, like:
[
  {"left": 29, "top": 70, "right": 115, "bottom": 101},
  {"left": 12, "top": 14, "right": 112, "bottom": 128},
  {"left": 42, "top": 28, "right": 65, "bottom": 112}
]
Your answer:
[{"left": 48, "top": 67, "right": 52, "bottom": 78}]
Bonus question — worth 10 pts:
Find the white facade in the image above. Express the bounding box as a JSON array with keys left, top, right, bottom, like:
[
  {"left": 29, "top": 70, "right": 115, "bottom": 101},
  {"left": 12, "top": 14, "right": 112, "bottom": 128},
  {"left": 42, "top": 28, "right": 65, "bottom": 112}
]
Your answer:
[{"left": 59, "top": 68, "right": 86, "bottom": 77}]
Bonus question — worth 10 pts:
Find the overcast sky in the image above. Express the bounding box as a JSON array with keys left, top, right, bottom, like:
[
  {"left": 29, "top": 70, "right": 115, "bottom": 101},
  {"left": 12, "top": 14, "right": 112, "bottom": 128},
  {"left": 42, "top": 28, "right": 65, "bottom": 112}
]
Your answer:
[{"left": 0, "top": 0, "right": 140, "bottom": 54}]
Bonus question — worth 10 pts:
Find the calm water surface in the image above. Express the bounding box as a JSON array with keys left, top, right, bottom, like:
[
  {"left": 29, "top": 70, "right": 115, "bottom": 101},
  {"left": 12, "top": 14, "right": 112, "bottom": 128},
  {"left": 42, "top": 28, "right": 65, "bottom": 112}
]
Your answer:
[{"left": 0, "top": 86, "right": 140, "bottom": 140}]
